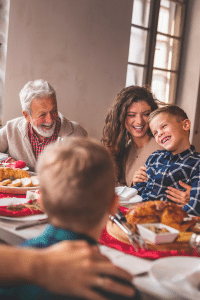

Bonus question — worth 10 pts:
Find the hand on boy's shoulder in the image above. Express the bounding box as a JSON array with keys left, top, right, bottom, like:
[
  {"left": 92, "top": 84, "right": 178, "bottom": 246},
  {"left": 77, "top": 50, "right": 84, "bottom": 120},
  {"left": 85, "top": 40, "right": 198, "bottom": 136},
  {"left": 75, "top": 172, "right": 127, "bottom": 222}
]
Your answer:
[{"left": 92, "top": 275, "right": 141, "bottom": 300}]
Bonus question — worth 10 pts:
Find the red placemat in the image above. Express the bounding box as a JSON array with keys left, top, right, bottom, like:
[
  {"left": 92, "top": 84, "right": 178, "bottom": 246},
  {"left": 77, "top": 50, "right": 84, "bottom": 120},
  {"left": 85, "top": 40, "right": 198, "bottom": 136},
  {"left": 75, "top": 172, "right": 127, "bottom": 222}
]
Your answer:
[
  {"left": 0, "top": 193, "right": 43, "bottom": 217},
  {"left": 99, "top": 206, "right": 200, "bottom": 260},
  {"left": 0, "top": 193, "right": 26, "bottom": 199}
]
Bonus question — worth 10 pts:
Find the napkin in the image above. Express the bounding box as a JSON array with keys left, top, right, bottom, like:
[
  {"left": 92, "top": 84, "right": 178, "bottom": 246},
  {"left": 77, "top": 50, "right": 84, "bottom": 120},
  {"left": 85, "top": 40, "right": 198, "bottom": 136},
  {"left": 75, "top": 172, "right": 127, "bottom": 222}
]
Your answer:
[
  {"left": 115, "top": 186, "right": 137, "bottom": 198},
  {"left": 162, "top": 264, "right": 200, "bottom": 299},
  {"left": 0, "top": 153, "right": 8, "bottom": 162},
  {"left": 115, "top": 186, "right": 142, "bottom": 205},
  {"left": 6, "top": 160, "right": 26, "bottom": 169}
]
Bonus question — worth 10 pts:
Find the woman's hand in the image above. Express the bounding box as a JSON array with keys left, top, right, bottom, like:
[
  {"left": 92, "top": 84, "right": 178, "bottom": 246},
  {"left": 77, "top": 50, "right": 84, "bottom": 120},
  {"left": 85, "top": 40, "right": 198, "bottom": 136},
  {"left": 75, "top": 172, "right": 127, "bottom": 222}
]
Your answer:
[
  {"left": 132, "top": 166, "right": 147, "bottom": 185},
  {"left": 166, "top": 181, "right": 192, "bottom": 205}
]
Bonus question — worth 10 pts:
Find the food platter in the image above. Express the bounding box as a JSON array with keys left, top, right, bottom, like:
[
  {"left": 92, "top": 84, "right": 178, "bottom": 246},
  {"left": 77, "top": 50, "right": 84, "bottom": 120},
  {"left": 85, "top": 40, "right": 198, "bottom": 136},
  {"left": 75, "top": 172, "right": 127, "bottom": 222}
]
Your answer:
[
  {"left": 106, "top": 219, "right": 195, "bottom": 252},
  {"left": 0, "top": 185, "right": 38, "bottom": 195},
  {"left": 0, "top": 168, "right": 39, "bottom": 194}
]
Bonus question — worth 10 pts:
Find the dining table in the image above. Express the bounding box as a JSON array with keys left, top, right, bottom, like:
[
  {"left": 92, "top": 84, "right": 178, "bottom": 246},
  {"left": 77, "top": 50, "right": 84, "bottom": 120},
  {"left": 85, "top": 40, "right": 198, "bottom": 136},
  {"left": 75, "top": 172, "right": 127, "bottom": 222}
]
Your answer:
[
  {"left": 0, "top": 219, "right": 193, "bottom": 300},
  {"left": 0, "top": 182, "right": 199, "bottom": 300},
  {"left": 0, "top": 202, "right": 197, "bottom": 300}
]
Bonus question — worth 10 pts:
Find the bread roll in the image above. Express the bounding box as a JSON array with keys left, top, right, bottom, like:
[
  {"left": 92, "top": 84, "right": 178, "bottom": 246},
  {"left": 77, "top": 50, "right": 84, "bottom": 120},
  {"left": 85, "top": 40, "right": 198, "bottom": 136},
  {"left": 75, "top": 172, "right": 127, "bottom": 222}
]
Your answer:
[
  {"left": 30, "top": 176, "right": 39, "bottom": 187},
  {"left": 21, "top": 177, "right": 32, "bottom": 187},
  {"left": 0, "top": 179, "right": 12, "bottom": 186},
  {"left": 8, "top": 179, "right": 22, "bottom": 187}
]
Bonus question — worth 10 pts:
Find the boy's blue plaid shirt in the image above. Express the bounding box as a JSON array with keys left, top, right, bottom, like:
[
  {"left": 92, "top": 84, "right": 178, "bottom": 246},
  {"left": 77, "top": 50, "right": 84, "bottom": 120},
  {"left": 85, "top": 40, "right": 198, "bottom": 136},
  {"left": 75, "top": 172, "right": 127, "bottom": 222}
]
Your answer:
[{"left": 134, "top": 145, "right": 200, "bottom": 216}]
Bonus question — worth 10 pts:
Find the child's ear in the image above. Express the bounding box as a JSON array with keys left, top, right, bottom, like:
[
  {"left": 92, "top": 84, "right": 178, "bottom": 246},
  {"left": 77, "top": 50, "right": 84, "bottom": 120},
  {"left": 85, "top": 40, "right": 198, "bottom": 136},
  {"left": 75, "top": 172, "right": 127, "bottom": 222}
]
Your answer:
[
  {"left": 108, "top": 193, "right": 119, "bottom": 215},
  {"left": 183, "top": 119, "right": 191, "bottom": 131},
  {"left": 38, "top": 194, "right": 45, "bottom": 212}
]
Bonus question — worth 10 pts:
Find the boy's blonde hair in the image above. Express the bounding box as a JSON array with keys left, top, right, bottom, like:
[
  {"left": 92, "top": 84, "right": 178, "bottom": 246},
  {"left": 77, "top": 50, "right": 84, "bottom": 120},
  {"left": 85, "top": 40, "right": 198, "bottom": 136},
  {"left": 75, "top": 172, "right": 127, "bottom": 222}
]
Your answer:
[
  {"left": 148, "top": 105, "right": 188, "bottom": 124},
  {"left": 36, "top": 137, "right": 115, "bottom": 230}
]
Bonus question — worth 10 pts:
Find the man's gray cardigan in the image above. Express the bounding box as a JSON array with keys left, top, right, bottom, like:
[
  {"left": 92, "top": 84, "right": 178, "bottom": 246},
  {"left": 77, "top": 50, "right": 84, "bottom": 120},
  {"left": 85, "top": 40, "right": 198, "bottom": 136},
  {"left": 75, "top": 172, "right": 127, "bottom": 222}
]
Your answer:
[{"left": 0, "top": 113, "right": 87, "bottom": 171}]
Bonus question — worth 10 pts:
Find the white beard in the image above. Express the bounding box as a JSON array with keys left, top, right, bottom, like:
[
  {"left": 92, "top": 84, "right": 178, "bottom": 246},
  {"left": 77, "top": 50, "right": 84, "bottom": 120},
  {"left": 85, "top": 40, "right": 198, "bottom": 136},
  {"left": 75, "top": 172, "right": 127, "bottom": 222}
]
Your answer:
[{"left": 31, "top": 120, "right": 56, "bottom": 138}]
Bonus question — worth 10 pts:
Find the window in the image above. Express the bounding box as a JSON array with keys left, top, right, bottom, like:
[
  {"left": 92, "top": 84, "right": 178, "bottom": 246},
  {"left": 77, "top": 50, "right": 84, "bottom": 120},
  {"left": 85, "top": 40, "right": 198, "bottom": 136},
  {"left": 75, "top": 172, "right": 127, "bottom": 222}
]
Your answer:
[{"left": 126, "top": 0, "right": 188, "bottom": 103}]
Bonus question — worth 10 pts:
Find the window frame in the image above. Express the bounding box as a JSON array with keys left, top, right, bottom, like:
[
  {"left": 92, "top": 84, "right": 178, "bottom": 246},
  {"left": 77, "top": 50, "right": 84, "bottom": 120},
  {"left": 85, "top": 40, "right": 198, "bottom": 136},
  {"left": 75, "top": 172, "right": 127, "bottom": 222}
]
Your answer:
[{"left": 126, "top": 0, "right": 188, "bottom": 103}]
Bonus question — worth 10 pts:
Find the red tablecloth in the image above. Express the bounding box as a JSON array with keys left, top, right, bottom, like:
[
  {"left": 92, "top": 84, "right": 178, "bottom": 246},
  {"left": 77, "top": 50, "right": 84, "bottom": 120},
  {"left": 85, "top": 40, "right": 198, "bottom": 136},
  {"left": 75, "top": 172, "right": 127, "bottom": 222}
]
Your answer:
[
  {"left": 0, "top": 193, "right": 43, "bottom": 217},
  {"left": 0, "top": 161, "right": 42, "bottom": 217},
  {"left": 99, "top": 206, "right": 200, "bottom": 260}
]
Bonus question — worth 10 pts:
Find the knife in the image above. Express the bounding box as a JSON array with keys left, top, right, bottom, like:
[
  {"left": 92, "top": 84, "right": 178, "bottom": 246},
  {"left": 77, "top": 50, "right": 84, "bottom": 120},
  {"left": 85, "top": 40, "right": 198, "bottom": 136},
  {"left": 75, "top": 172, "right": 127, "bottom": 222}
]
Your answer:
[
  {"left": 110, "top": 209, "right": 148, "bottom": 250},
  {"left": 15, "top": 218, "right": 49, "bottom": 230},
  {"left": 109, "top": 214, "right": 140, "bottom": 251}
]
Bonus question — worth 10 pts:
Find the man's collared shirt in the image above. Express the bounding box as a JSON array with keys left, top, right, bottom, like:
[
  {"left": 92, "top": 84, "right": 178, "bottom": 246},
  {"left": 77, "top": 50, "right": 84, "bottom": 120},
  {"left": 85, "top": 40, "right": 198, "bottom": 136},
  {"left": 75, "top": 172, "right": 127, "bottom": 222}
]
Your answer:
[
  {"left": 134, "top": 145, "right": 200, "bottom": 216},
  {"left": 28, "top": 117, "right": 61, "bottom": 160}
]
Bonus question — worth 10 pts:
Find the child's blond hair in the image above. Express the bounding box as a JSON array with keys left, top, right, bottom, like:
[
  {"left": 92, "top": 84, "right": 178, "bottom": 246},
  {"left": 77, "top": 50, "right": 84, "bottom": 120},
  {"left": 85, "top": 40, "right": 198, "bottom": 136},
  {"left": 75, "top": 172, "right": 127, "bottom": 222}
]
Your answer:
[
  {"left": 36, "top": 137, "right": 115, "bottom": 230},
  {"left": 148, "top": 104, "right": 188, "bottom": 124}
]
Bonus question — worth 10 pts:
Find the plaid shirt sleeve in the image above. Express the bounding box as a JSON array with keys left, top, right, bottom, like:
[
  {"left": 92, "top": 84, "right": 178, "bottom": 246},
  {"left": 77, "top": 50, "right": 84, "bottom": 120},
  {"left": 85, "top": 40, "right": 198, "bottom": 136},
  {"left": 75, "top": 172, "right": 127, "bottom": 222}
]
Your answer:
[
  {"left": 132, "top": 152, "right": 155, "bottom": 194},
  {"left": 182, "top": 164, "right": 200, "bottom": 216}
]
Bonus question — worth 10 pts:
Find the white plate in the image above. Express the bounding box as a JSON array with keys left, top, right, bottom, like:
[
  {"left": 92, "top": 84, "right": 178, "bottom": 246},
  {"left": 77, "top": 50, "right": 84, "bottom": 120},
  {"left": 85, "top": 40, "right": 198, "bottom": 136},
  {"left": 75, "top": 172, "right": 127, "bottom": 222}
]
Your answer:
[
  {"left": 0, "top": 197, "right": 28, "bottom": 206},
  {"left": 150, "top": 256, "right": 200, "bottom": 299},
  {"left": 0, "top": 197, "right": 46, "bottom": 221},
  {"left": 22, "top": 166, "right": 29, "bottom": 171},
  {"left": 119, "top": 195, "right": 142, "bottom": 207},
  {"left": 0, "top": 213, "right": 47, "bottom": 222},
  {"left": 0, "top": 185, "right": 38, "bottom": 195},
  {"left": 0, "top": 163, "right": 29, "bottom": 171}
]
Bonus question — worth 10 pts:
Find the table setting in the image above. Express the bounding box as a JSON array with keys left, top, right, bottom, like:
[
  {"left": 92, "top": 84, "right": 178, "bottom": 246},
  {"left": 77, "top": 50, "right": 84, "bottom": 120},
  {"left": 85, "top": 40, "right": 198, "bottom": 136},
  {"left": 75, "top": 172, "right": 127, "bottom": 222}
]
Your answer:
[
  {"left": 99, "top": 244, "right": 200, "bottom": 300},
  {"left": 149, "top": 256, "right": 200, "bottom": 300},
  {"left": 115, "top": 186, "right": 143, "bottom": 207},
  {"left": 0, "top": 190, "right": 48, "bottom": 235},
  {"left": 0, "top": 161, "right": 199, "bottom": 300},
  {"left": 99, "top": 187, "right": 200, "bottom": 260},
  {"left": 0, "top": 158, "right": 48, "bottom": 243},
  {"left": 98, "top": 186, "right": 200, "bottom": 299}
]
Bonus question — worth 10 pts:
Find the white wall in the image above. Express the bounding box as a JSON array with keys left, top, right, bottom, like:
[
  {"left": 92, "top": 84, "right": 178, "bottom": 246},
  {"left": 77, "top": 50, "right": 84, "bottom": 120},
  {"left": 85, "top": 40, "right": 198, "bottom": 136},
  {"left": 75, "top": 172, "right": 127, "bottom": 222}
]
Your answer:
[
  {"left": 176, "top": 0, "right": 200, "bottom": 150},
  {"left": 0, "top": 0, "right": 10, "bottom": 123},
  {"left": 3, "top": 0, "right": 133, "bottom": 140}
]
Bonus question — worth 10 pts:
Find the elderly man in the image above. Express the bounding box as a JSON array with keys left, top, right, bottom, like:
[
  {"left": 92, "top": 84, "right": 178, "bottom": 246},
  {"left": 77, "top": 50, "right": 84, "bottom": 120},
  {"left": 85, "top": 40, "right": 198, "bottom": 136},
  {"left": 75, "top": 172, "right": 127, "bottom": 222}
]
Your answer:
[{"left": 0, "top": 79, "right": 87, "bottom": 171}]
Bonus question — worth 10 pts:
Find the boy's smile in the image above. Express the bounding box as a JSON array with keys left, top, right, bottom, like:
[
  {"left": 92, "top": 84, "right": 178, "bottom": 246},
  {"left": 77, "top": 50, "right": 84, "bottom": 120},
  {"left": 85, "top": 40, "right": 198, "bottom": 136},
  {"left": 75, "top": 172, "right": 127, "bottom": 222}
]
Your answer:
[{"left": 150, "top": 113, "right": 191, "bottom": 155}]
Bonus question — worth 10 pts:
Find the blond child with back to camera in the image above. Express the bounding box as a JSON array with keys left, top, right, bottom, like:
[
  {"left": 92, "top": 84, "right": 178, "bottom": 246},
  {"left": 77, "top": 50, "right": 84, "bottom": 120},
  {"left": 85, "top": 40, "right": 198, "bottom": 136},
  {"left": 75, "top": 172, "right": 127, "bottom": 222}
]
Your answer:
[{"left": 0, "top": 137, "right": 141, "bottom": 300}]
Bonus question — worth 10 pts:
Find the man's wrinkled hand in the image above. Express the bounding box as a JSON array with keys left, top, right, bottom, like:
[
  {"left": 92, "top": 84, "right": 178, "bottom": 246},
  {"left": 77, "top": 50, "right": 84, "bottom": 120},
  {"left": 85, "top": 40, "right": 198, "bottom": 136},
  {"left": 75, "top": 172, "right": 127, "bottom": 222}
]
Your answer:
[{"left": 37, "top": 240, "right": 135, "bottom": 300}]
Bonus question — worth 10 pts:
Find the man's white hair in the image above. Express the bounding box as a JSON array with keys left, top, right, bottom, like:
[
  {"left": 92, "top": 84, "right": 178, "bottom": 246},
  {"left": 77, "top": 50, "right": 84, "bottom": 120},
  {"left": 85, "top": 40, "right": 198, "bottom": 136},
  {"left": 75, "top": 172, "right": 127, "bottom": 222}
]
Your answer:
[{"left": 19, "top": 79, "right": 56, "bottom": 114}]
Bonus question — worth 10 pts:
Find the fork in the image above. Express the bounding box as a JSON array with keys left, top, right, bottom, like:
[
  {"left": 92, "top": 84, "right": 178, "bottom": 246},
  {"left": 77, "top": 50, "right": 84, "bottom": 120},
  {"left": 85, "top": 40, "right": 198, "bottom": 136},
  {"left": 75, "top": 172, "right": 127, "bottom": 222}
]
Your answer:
[
  {"left": 15, "top": 218, "right": 49, "bottom": 230},
  {"left": 117, "top": 209, "right": 148, "bottom": 250},
  {"left": 110, "top": 215, "right": 140, "bottom": 251},
  {"left": 116, "top": 209, "right": 147, "bottom": 247},
  {"left": 109, "top": 213, "right": 147, "bottom": 251}
]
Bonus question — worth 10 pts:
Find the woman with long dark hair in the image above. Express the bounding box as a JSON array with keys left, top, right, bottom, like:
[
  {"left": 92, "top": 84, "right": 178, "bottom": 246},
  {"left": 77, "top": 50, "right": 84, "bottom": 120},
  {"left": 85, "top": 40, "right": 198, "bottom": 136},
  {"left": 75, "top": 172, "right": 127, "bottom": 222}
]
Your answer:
[
  {"left": 102, "top": 85, "right": 161, "bottom": 186},
  {"left": 102, "top": 85, "right": 191, "bottom": 203}
]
